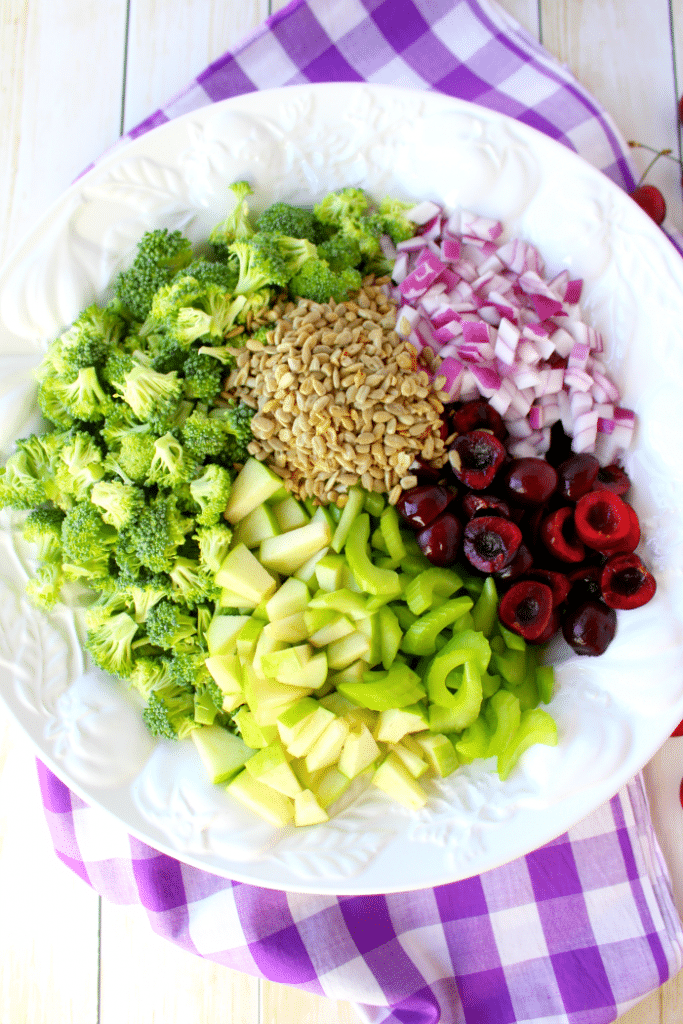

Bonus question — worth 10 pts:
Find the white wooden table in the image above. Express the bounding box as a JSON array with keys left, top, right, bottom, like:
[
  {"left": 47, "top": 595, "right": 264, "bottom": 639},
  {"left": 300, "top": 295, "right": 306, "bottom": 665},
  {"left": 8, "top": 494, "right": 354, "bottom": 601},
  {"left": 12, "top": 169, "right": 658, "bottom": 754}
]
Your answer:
[{"left": 1, "top": 1, "right": 683, "bottom": 1020}]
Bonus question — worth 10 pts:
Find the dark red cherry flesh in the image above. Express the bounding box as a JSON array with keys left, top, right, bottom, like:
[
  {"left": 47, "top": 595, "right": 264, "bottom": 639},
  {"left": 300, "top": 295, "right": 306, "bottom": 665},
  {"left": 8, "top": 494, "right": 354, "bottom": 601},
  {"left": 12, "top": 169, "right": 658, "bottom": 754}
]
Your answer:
[
  {"left": 498, "top": 580, "right": 554, "bottom": 642},
  {"left": 592, "top": 463, "right": 631, "bottom": 496},
  {"left": 573, "top": 490, "right": 632, "bottom": 551},
  {"left": 540, "top": 506, "right": 586, "bottom": 563},
  {"left": 523, "top": 569, "right": 571, "bottom": 608},
  {"left": 462, "top": 515, "right": 522, "bottom": 573},
  {"left": 600, "top": 553, "right": 656, "bottom": 610},
  {"left": 450, "top": 398, "right": 506, "bottom": 439},
  {"left": 461, "top": 492, "right": 511, "bottom": 520},
  {"left": 556, "top": 453, "right": 599, "bottom": 500},
  {"left": 395, "top": 484, "right": 451, "bottom": 529},
  {"left": 449, "top": 430, "right": 506, "bottom": 490},
  {"left": 502, "top": 457, "right": 558, "bottom": 506},
  {"left": 416, "top": 511, "right": 462, "bottom": 567},
  {"left": 562, "top": 599, "right": 617, "bottom": 656},
  {"left": 494, "top": 542, "right": 533, "bottom": 584}
]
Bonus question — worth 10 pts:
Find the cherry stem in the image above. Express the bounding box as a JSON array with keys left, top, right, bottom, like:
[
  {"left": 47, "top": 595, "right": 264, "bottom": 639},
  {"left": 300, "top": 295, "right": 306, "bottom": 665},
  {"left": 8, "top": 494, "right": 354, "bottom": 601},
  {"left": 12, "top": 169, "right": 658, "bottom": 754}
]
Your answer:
[{"left": 627, "top": 142, "right": 682, "bottom": 185}]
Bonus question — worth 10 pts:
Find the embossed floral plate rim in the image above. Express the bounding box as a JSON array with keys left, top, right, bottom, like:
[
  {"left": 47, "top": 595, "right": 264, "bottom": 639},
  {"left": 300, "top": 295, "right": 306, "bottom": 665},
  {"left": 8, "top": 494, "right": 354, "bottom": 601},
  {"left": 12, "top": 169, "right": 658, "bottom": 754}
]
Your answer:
[{"left": 2, "top": 83, "right": 683, "bottom": 894}]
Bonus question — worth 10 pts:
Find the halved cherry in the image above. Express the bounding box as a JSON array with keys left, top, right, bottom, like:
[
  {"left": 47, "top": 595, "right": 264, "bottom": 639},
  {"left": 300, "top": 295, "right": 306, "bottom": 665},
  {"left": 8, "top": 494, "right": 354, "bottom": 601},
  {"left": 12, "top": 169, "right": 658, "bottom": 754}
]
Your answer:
[
  {"left": 449, "top": 430, "right": 506, "bottom": 490},
  {"left": 523, "top": 569, "right": 571, "bottom": 608},
  {"left": 416, "top": 511, "right": 463, "bottom": 567},
  {"left": 463, "top": 515, "right": 522, "bottom": 573},
  {"left": 566, "top": 565, "right": 603, "bottom": 606},
  {"left": 499, "top": 580, "right": 554, "bottom": 642},
  {"left": 556, "top": 453, "right": 599, "bottom": 500},
  {"left": 502, "top": 457, "right": 558, "bottom": 506},
  {"left": 461, "top": 492, "right": 511, "bottom": 519},
  {"left": 592, "top": 463, "right": 631, "bottom": 496},
  {"left": 528, "top": 607, "right": 561, "bottom": 645},
  {"left": 600, "top": 553, "right": 656, "bottom": 610},
  {"left": 449, "top": 398, "right": 506, "bottom": 439},
  {"left": 540, "top": 506, "right": 586, "bottom": 563},
  {"left": 573, "top": 490, "right": 632, "bottom": 551},
  {"left": 494, "top": 542, "right": 534, "bottom": 584},
  {"left": 596, "top": 502, "right": 640, "bottom": 554},
  {"left": 395, "top": 484, "right": 451, "bottom": 529},
  {"left": 562, "top": 598, "right": 617, "bottom": 656}
]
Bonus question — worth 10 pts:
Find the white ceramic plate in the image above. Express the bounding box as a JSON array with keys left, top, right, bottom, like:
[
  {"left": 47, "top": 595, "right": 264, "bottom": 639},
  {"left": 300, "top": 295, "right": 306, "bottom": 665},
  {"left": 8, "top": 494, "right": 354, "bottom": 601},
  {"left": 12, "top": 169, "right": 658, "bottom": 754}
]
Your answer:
[{"left": 2, "top": 83, "right": 683, "bottom": 895}]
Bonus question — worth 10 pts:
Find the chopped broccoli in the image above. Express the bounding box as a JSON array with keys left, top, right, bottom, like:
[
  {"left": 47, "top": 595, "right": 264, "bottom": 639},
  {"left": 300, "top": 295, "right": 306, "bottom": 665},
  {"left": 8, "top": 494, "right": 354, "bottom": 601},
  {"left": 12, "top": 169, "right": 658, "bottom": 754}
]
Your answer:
[
  {"left": 59, "top": 304, "right": 126, "bottom": 372},
  {"left": 114, "top": 228, "right": 193, "bottom": 322},
  {"left": 22, "top": 505, "right": 65, "bottom": 561},
  {"left": 37, "top": 377, "right": 76, "bottom": 430},
  {"left": 0, "top": 434, "right": 61, "bottom": 511},
  {"left": 256, "top": 201, "right": 328, "bottom": 244},
  {"left": 178, "top": 258, "right": 239, "bottom": 293},
  {"left": 181, "top": 349, "right": 225, "bottom": 401},
  {"left": 193, "top": 678, "right": 225, "bottom": 726},
  {"left": 86, "top": 610, "right": 140, "bottom": 679},
  {"left": 54, "top": 431, "right": 106, "bottom": 503},
  {"left": 125, "top": 576, "right": 171, "bottom": 623},
  {"left": 121, "top": 493, "right": 192, "bottom": 574},
  {"left": 112, "top": 429, "right": 157, "bottom": 484},
  {"left": 115, "top": 363, "right": 183, "bottom": 429},
  {"left": 25, "top": 560, "right": 65, "bottom": 610},
  {"left": 147, "top": 433, "right": 200, "bottom": 490},
  {"left": 314, "top": 188, "right": 382, "bottom": 259},
  {"left": 189, "top": 463, "right": 232, "bottom": 526},
  {"left": 52, "top": 366, "right": 114, "bottom": 423},
  {"left": 168, "top": 556, "right": 218, "bottom": 608},
  {"left": 180, "top": 402, "right": 254, "bottom": 464},
  {"left": 142, "top": 683, "right": 197, "bottom": 740},
  {"left": 376, "top": 196, "right": 418, "bottom": 244},
  {"left": 195, "top": 523, "right": 232, "bottom": 574},
  {"left": 229, "top": 233, "right": 314, "bottom": 296},
  {"left": 89, "top": 479, "right": 145, "bottom": 530},
  {"left": 289, "top": 257, "right": 362, "bottom": 304},
  {"left": 144, "top": 598, "right": 197, "bottom": 650},
  {"left": 317, "top": 233, "right": 362, "bottom": 272},
  {"left": 61, "top": 501, "right": 117, "bottom": 566},
  {"left": 209, "top": 181, "right": 255, "bottom": 259},
  {"left": 128, "top": 655, "right": 170, "bottom": 699}
]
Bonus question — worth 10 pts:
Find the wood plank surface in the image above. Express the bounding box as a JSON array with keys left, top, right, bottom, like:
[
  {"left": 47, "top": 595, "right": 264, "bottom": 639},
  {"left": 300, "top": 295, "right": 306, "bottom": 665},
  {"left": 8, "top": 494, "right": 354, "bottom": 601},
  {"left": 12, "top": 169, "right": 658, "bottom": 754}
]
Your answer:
[{"left": 1, "top": 0, "right": 682, "bottom": 1021}]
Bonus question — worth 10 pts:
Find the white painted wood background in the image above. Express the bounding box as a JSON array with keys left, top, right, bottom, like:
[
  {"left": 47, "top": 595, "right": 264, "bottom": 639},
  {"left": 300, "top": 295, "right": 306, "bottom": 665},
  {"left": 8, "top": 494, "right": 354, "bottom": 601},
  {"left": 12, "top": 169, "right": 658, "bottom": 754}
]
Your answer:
[{"left": 1, "top": 0, "right": 683, "bottom": 1020}]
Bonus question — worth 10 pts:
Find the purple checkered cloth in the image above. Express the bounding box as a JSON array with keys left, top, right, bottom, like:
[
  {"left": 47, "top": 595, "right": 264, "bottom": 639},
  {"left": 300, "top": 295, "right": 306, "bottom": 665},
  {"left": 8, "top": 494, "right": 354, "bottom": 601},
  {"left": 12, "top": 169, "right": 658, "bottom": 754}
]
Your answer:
[{"left": 40, "top": 1, "right": 683, "bottom": 1022}]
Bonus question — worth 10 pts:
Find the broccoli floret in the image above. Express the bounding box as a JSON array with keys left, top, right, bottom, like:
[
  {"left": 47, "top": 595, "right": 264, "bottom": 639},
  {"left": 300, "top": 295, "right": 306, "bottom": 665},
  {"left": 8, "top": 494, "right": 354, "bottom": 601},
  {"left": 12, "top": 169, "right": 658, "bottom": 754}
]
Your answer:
[
  {"left": 180, "top": 403, "right": 253, "bottom": 464},
  {"left": 289, "top": 257, "right": 362, "bottom": 304},
  {"left": 193, "top": 678, "right": 225, "bottom": 726},
  {"left": 54, "top": 431, "right": 105, "bottom": 503},
  {"left": 52, "top": 366, "right": 114, "bottom": 423},
  {"left": 112, "top": 429, "right": 157, "bottom": 484},
  {"left": 86, "top": 610, "right": 140, "bottom": 679},
  {"left": 144, "top": 598, "right": 197, "bottom": 650},
  {"left": 181, "top": 349, "right": 225, "bottom": 401},
  {"left": 22, "top": 505, "right": 65, "bottom": 561},
  {"left": 115, "top": 228, "right": 193, "bottom": 322},
  {"left": 229, "top": 233, "right": 314, "bottom": 297},
  {"left": 314, "top": 188, "right": 382, "bottom": 259},
  {"left": 84, "top": 588, "right": 134, "bottom": 631},
  {"left": 317, "top": 232, "right": 362, "bottom": 272},
  {"left": 178, "top": 258, "right": 239, "bottom": 293},
  {"left": 234, "top": 288, "right": 277, "bottom": 326},
  {"left": 142, "top": 682, "right": 197, "bottom": 740},
  {"left": 25, "top": 560, "right": 65, "bottom": 610},
  {"left": 376, "top": 197, "right": 418, "bottom": 244},
  {"left": 122, "top": 493, "right": 192, "bottom": 574},
  {"left": 89, "top": 479, "right": 145, "bottom": 530},
  {"left": 61, "top": 500, "right": 117, "bottom": 566},
  {"left": 37, "top": 377, "right": 76, "bottom": 430},
  {"left": 125, "top": 575, "right": 170, "bottom": 623},
  {"left": 168, "top": 556, "right": 217, "bottom": 608},
  {"left": 115, "top": 363, "right": 183, "bottom": 429},
  {"left": 128, "top": 655, "right": 170, "bottom": 699},
  {"left": 59, "top": 304, "right": 126, "bottom": 372},
  {"left": 189, "top": 463, "right": 232, "bottom": 527},
  {"left": 0, "top": 435, "right": 61, "bottom": 511},
  {"left": 209, "top": 181, "right": 255, "bottom": 259},
  {"left": 195, "top": 523, "right": 233, "bottom": 574},
  {"left": 100, "top": 347, "right": 140, "bottom": 389},
  {"left": 147, "top": 433, "right": 199, "bottom": 490},
  {"left": 255, "top": 202, "right": 328, "bottom": 244}
]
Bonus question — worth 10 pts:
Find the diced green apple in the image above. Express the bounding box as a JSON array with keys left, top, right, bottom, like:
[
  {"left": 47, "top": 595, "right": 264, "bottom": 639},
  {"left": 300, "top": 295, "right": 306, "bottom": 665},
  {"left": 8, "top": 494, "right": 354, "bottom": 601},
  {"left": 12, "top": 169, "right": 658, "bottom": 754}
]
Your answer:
[
  {"left": 305, "top": 716, "right": 350, "bottom": 772},
  {"left": 326, "top": 631, "right": 371, "bottom": 670},
  {"left": 265, "top": 577, "right": 310, "bottom": 622},
  {"left": 260, "top": 519, "right": 332, "bottom": 575},
  {"left": 276, "top": 697, "right": 320, "bottom": 746},
  {"left": 232, "top": 501, "right": 281, "bottom": 548},
  {"left": 311, "top": 765, "right": 353, "bottom": 809},
  {"left": 414, "top": 733, "right": 459, "bottom": 778},
  {"left": 314, "top": 554, "right": 346, "bottom": 592},
  {"left": 224, "top": 458, "right": 285, "bottom": 524},
  {"left": 372, "top": 752, "right": 428, "bottom": 810},
  {"left": 374, "top": 704, "right": 429, "bottom": 744},
  {"left": 244, "top": 742, "right": 303, "bottom": 798},
  {"left": 387, "top": 741, "right": 428, "bottom": 778},
  {"left": 272, "top": 495, "right": 311, "bottom": 533},
  {"left": 242, "top": 666, "right": 311, "bottom": 727},
  {"left": 233, "top": 707, "right": 278, "bottom": 748},
  {"left": 235, "top": 618, "right": 265, "bottom": 660},
  {"left": 264, "top": 612, "right": 309, "bottom": 644},
  {"left": 294, "top": 788, "right": 329, "bottom": 826},
  {"left": 205, "top": 615, "right": 252, "bottom": 656},
  {"left": 215, "top": 544, "right": 278, "bottom": 605},
  {"left": 293, "top": 546, "right": 330, "bottom": 585},
  {"left": 227, "top": 769, "right": 295, "bottom": 826},
  {"left": 286, "top": 706, "right": 337, "bottom": 758},
  {"left": 308, "top": 614, "right": 355, "bottom": 648},
  {"left": 338, "top": 723, "right": 381, "bottom": 779},
  {"left": 205, "top": 652, "right": 243, "bottom": 694},
  {"left": 219, "top": 588, "right": 258, "bottom": 611},
  {"left": 192, "top": 726, "right": 255, "bottom": 785}
]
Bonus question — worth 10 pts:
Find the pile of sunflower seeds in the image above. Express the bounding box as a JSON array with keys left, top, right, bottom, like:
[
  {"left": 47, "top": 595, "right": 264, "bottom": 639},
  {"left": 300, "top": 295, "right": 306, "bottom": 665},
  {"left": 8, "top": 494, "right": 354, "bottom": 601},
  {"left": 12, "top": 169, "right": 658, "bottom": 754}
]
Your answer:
[{"left": 221, "top": 278, "right": 449, "bottom": 507}]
